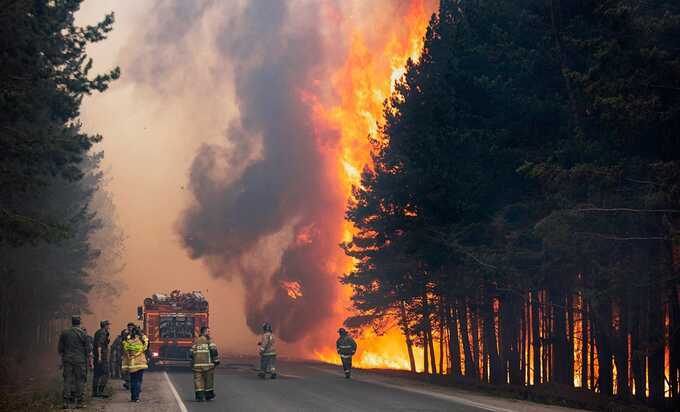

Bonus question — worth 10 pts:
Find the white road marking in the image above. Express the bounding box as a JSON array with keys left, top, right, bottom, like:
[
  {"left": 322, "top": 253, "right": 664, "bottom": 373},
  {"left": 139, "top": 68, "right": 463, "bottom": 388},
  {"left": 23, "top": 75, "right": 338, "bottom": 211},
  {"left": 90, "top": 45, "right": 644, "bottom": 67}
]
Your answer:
[
  {"left": 310, "top": 366, "right": 516, "bottom": 412},
  {"left": 164, "top": 371, "right": 189, "bottom": 412}
]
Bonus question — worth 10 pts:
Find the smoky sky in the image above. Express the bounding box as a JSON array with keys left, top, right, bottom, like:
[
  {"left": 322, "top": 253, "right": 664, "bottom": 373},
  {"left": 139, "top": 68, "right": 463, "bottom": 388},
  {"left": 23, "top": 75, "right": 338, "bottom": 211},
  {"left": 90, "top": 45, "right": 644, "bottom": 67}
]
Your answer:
[{"left": 168, "top": 0, "right": 346, "bottom": 342}]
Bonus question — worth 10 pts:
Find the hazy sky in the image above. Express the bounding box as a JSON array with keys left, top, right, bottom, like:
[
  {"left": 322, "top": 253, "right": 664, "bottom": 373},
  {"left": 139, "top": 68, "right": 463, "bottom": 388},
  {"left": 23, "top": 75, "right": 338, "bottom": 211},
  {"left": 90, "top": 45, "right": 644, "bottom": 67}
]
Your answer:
[
  {"left": 77, "top": 0, "right": 253, "bottom": 353},
  {"left": 75, "top": 0, "right": 435, "bottom": 358}
]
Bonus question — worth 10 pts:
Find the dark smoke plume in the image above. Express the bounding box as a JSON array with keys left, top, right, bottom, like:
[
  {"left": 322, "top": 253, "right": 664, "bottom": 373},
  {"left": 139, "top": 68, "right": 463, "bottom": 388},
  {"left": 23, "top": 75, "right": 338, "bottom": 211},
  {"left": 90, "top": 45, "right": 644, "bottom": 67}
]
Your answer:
[{"left": 177, "top": 1, "right": 346, "bottom": 342}]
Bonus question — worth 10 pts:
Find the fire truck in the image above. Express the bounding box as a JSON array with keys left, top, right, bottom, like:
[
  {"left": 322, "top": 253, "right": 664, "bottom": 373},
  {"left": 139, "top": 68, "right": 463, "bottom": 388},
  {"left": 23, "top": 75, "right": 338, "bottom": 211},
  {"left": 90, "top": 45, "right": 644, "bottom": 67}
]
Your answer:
[{"left": 136, "top": 290, "right": 209, "bottom": 367}]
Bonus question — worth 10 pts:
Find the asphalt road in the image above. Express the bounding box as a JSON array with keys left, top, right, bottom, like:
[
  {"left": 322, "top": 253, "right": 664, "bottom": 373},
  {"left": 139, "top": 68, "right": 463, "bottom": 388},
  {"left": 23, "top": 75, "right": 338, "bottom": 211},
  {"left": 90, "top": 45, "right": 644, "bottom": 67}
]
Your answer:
[{"left": 164, "top": 361, "right": 511, "bottom": 412}]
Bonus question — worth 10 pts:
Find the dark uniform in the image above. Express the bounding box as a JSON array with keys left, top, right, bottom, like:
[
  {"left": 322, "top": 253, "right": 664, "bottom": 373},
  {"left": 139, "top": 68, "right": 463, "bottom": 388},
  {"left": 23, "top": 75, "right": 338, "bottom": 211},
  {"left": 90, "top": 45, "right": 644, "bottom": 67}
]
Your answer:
[
  {"left": 109, "top": 333, "right": 124, "bottom": 379},
  {"left": 92, "top": 322, "right": 110, "bottom": 397},
  {"left": 336, "top": 329, "right": 357, "bottom": 378},
  {"left": 58, "top": 317, "right": 92, "bottom": 408}
]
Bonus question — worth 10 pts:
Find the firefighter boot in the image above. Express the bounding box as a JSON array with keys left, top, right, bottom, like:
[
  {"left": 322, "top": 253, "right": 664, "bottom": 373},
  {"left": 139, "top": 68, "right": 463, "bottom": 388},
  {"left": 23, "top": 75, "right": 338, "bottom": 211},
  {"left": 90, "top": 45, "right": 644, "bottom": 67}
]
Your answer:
[
  {"left": 195, "top": 391, "right": 205, "bottom": 402},
  {"left": 345, "top": 371, "right": 351, "bottom": 379},
  {"left": 270, "top": 372, "right": 277, "bottom": 379},
  {"left": 205, "top": 390, "right": 215, "bottom": 401}
]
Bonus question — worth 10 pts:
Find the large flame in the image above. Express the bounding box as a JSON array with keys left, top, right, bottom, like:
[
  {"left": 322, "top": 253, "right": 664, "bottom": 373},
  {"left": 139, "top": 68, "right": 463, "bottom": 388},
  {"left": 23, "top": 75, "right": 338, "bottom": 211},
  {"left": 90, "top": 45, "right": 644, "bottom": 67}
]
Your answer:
[{"left": 312, "top": 0, "right": 434, "bottom": 370}]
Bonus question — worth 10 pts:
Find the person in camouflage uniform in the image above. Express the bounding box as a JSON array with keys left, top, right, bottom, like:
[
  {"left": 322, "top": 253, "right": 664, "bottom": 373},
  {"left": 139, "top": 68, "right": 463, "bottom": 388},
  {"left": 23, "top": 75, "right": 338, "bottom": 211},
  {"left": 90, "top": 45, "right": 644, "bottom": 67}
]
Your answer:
[
  {"left": 92, "top": 320, "right": 111, "bottom": 397},
  {"left": 109, "top": 329, "right": 125, "bottom": 379},
  {"left": 58, "top": 315, "right": 92, "bottom": 409}
]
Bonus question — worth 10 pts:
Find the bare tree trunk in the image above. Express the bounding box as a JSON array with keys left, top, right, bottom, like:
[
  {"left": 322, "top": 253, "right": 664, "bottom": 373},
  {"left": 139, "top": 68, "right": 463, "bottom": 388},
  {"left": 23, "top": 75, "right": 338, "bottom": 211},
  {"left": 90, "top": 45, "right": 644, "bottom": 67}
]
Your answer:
[
  {"left": 582, "top": 300, "right": 589, "bottom": 389},
  {"left": 459, "top": 299, "right": 476, "bottom": 379},
  {"left": 449, "top": 304, "right": 462, "bottom": 377},
  {"left": 439, "top": 301, "right": 445, "bottom": 375},
  {"left": 423, "top": 330, "right": 430, "bottom": 375},
  {"left": 472, "top": 301, "right": 481, "bottom": 381},
  {"left": 551, "top": 289, "right": 570, "bottom": 385},
  {"left": 531, "top": 290, "right": 541, "bottom": 384},
  {"left": 400, "top": 300, "right": 417, "bottom": 373}
]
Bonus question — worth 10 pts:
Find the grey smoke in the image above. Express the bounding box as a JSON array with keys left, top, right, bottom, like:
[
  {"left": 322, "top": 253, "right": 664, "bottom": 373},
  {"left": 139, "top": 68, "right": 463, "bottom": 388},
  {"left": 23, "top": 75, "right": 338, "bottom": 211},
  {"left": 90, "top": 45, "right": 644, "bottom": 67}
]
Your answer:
[{"left": 178, "top": 0, "right": 345, "bottom": 342}]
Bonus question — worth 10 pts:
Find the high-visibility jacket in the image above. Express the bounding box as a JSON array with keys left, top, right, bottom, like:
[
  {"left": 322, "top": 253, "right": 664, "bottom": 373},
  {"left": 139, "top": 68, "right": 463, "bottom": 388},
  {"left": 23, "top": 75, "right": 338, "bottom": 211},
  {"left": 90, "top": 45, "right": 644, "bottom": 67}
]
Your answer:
[
  {"left": 259, "top": 332, "right": 276, "bottom": 356},
  {"left": 122, "top": 335, "right": 148, "bottom": 373},
  {"left": 190, "top": 335, "right": 219, "bottom": 370},
  {"left": 336, "top": 335, "right": 357, "bottom": 358}
]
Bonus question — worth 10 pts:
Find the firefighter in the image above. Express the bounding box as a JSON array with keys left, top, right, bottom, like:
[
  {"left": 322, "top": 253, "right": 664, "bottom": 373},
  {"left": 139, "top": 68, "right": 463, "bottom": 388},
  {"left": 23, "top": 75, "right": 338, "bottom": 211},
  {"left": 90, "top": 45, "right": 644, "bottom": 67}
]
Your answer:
[
  {"left": 258, "top": 322, "right": 277, "bottom": 379},
  {"left": 122, "top": 325, "right": 148, "bottom": 402},
  {"left": 122, "top": 323, "right": 135, "bottom": 390},
  {"left": 190, "top": 326, "right": 220, "bottom": 402},
  {"left": 336, "top": 328, "right": 357, "bottom": 378},
  {"left": 92, "top": 320, "right": 111, "bottom": 397},
  {"left": 58, "top": 315, "right": 92, "bottom": 409}
]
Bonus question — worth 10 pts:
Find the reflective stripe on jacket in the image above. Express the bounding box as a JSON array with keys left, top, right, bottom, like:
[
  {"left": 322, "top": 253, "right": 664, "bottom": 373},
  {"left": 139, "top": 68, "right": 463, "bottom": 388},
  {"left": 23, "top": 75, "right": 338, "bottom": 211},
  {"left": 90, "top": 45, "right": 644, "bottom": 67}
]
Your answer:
[
  {"left": 122, "top": 335, "right": 148, "bottom": 373},
  {"left": 336, "top": 335, "right": 357, "bottom": 358},
  {"left": 190, "top": 335, "right": 218, "bottom": 370},
  {"left": 260, "top": 332, "right": 276, "bottom": 356}
]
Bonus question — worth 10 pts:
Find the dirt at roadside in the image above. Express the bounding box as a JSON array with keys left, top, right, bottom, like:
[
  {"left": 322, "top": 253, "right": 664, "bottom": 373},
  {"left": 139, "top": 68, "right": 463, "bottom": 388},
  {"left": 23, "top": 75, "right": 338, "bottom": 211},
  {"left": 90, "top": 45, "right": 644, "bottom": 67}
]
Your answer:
[{"left": 86, "top": 371, "right": 181, "bottom": 412}]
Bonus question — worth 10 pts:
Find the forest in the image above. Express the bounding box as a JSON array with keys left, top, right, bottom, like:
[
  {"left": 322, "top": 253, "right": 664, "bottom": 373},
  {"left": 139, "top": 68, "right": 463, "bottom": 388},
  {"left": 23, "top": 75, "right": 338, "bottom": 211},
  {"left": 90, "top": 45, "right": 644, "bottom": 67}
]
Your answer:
[
  {"left": 342, "top": 0, "right": 680, "bottom": 408},
  {"left": 0, "top": 0, "right": 121, "bottom": 372}
]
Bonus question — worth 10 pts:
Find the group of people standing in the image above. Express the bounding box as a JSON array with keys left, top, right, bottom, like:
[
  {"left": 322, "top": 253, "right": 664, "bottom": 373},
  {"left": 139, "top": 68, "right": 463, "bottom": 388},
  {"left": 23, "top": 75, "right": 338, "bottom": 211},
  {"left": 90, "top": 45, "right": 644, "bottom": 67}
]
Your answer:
[
  {"left": 57, "top": 316, "right": 149, "bottom": 408},
  {"left": 58, "top": 315, "right": 357, "bottom": 408}
]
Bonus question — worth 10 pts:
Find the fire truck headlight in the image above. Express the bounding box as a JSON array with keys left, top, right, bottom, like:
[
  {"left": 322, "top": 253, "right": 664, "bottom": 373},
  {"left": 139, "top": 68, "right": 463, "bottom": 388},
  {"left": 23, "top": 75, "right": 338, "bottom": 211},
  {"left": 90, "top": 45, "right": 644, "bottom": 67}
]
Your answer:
[{"left": 152, "top": 352, "right": 159, "bottom": 357}]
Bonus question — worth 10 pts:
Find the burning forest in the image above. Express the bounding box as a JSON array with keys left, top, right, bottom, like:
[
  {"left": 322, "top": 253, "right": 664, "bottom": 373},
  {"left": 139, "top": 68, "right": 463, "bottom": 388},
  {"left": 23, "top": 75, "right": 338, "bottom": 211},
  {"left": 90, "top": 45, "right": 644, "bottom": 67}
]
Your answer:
[{"left": 1, "top": 0, "right": 679, "bottom": 410}]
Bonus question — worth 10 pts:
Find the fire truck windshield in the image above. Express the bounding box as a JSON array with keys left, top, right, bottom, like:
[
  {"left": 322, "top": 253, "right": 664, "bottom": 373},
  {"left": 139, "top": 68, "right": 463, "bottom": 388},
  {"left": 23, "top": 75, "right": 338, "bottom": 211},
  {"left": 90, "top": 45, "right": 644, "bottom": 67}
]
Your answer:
[{"left": 159, "top": 315, "right": 195, "bottom": 339}]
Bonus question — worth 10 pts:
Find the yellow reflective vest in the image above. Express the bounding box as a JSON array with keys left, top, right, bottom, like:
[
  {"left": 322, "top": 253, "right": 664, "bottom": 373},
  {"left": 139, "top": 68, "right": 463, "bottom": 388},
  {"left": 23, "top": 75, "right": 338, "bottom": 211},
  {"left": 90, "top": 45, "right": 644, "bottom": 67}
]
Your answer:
[
  {"left": 122, "top": 335, "right": 148, "bottom": 373},
  {"left": 190, "top": 335, "right": 218, "bottom": 371}
]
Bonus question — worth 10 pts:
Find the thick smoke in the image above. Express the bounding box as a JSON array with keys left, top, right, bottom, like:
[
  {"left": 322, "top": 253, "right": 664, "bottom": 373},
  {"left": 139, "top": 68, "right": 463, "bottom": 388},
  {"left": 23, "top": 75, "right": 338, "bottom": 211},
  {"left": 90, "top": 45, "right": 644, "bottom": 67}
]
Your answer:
[{"left": 177, "top": 1, "right": 347, "bottom": 342}]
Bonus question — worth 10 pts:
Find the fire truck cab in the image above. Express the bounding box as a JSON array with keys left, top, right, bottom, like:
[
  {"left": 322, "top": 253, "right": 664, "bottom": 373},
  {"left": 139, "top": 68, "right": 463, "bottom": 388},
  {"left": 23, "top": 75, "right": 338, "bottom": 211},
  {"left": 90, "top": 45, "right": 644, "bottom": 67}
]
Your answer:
[{"left": 137, "top": 290, "right": 209, "bottom": 367}]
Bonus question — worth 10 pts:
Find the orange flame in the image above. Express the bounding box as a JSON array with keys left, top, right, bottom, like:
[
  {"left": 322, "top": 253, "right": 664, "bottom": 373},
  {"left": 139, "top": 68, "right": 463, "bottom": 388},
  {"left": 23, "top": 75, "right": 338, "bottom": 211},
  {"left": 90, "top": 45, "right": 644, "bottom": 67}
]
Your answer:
[
  {"left": 281, "top": 281, "right": 303, "bottom": 300},
  {"left": 312, "top": 1, "right": 435, "bottom": 369}
]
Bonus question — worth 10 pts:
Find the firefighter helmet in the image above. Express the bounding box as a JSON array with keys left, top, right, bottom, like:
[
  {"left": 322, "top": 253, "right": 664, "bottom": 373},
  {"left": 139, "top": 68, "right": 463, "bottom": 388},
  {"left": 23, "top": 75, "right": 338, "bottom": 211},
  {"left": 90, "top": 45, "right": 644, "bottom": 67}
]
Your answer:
[
  {"left": 338, "top": 327, "right": 347, "bottom": 335},
  {"left": 262, "top": 322, "right": 272, "bottom": 332}
]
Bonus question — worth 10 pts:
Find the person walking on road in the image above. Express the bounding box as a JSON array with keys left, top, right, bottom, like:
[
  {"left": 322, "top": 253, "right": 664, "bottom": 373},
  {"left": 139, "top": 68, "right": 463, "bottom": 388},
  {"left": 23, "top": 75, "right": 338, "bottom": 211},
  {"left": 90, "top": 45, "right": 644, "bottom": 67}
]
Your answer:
[
  {"left": 92, "top": 320, "right": 111, "bottom": 397},
  {"left": 58, "top": 315, "right": 92, "bottom": 409},
  {"left": 122, "top": 325, "right": 148, "bottom": 402},
  {"left": 258, "top": 322, "right": 277, "bottom": 379},
  {"left": 336, "top": 328, "right": 357, "bottom": 378},
  {"left": 190, "top": 326, "right": 220, "bottom": 402}
]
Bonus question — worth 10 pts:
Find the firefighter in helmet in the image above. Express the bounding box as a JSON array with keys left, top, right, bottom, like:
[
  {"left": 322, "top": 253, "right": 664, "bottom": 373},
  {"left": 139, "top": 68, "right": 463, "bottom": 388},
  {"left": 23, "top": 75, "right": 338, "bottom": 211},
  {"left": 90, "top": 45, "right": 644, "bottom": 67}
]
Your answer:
[
  {"left": 336, "top": 328, "right": 357, "bottom": 378},
  {"left": 258, "top": 322, "right": 277, "bottom": 379},
  {"left": 190, "top": 326, "right": 220, "bottom": 401}
]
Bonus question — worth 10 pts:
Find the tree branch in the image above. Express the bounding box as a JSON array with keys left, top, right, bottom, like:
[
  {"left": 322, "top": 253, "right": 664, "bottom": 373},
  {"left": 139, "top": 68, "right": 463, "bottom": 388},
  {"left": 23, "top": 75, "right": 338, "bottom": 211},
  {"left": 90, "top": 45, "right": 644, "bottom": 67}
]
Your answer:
[
  {"left": 575, "top": 232, "right": 668, "bottom": 241},
  {"left": 576, "top": 207, "right": 680, "bottom": 214}
]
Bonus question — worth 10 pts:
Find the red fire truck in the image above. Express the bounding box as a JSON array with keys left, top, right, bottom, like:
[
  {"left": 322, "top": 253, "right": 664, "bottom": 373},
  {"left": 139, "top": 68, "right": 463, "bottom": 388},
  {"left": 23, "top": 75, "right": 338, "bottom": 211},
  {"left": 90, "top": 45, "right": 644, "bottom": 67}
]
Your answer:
[{"left": 136, "top": 290, "right": 209, "bottom": 367}]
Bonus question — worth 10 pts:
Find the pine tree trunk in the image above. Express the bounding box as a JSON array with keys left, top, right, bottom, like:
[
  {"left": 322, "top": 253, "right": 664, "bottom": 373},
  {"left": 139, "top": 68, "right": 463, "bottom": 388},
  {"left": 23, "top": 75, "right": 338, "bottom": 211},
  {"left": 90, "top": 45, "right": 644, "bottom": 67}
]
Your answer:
[
  {"left": 439, "top": 305, "right": 445, "bottom": 375},
  {"left": 472, "top": 302, "right": 481, "bottom": 381},
  {"left": 551, "top": 289, "right": 570, "bottom": 384},
  {"left": 648, "top": 286, "right": 665, "bottom": 404},
  {"left": 400, "top": 300, "right": 417, "bottom": 373},
  {"left": 594, "top": 299, "right": 613, "bottom": 396},
  {"left": 531, "top": 291, "right": 541, "bottom": 384},
  {"left": 423, "top": 330, "right": 430, "bottom": 375},
  {"left": 449, "top": 304, "right": 462, "bottom": 377},
  {"left": 459, "top": 299, "right": 477, "bottom": 379},
  {"left": 582, "top": 300, "right": 589, "bottom": 389}
]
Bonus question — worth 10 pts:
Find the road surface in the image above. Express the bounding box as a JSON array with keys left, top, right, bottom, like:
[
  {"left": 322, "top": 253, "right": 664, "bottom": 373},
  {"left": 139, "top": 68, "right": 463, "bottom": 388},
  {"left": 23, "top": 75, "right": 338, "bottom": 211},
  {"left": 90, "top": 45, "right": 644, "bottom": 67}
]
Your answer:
[{"left": 157, "top": 360, "right": 582, "bottom": 412}]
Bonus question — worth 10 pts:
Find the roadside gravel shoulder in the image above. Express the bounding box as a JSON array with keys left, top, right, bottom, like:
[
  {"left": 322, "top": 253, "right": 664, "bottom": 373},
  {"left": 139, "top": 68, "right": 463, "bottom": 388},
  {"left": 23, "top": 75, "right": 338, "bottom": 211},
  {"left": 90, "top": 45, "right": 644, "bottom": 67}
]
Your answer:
[{"left": 85, "top": 372, "right": 181, "bottom": 412}]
